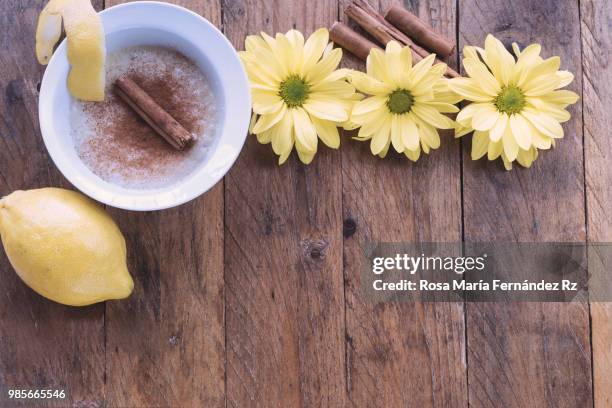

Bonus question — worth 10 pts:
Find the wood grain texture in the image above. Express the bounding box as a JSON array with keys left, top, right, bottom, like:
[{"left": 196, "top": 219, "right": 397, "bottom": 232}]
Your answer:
[
  {"left": 341, "top": 1, "right": 467, "bottom": 406},
  {"left": 103, "top": 1, "right": 225, "bottom": 407},
  {"left": 3, "top": 0, "right": 611, "bottom": 406},
  {"left": 0, "top": 2, "right": 106, "bottom": 407},
  {"left": 581, "top": 0, "right": 612, "bottom": 407},
  {"left": 460, "top": 1, "right": 592, "bottom": 407},
  {"left": 223, "top": 0, "right": 346, "bottom": 406}
]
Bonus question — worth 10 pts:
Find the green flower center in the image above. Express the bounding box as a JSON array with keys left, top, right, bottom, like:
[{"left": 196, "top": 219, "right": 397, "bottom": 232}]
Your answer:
[
  {"left": 387, "top": 89, "right": 414, "bottom": 114},
  {"left": 495, "top": 85, "right": 526, "bottom": 115},
  {"left": 279, "top": 75, "right": 310, "bottom": 108}
]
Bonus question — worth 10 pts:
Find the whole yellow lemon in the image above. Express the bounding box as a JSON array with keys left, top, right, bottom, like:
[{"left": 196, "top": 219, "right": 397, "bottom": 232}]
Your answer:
[{"left": 0, "top": 188, "right": 133, "bottom": 306}]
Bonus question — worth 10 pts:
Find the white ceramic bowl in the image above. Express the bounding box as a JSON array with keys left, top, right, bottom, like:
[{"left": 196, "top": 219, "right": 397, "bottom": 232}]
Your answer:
[{"left": 39, "top": 1, "right": 250, "bottom": 211}]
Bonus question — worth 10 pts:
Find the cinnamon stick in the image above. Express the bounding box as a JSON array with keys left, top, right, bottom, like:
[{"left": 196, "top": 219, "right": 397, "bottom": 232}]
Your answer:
[
  {"left": 114, "top": 76, "right": 194, "bottom": 150},
  {"left": 330, "top": 21, "right": 381, "bottom": 61},
  {"left": 346, "top": 0, "right": 429, "bottom": 57},
  {"left": 344, "top": 0, "right": 458, "bottom": 78},
  {"left": 385, "top": 4, "right": 455, "bottom": 57}
]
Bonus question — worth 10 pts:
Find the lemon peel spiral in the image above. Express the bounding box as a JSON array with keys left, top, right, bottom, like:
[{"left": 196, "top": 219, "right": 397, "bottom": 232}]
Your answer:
[{"left": 36, "top": 0, "right": 106, "bottom": 101}]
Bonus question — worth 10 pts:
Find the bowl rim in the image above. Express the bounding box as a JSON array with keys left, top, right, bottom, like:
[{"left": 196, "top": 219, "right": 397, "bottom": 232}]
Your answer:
[{"left": 38, "top": 1, "right": 251, "bottom": 211}]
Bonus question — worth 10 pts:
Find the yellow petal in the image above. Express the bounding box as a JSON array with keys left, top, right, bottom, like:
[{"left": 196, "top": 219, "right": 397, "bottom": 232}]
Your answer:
[
  {"left": 540, "top": 90, "right": 579, "bottom": 105},
  {"left": 516, "top": 148, "right": 537, "bottom": 168},
  {"left": 485, "top": 34, "right": 515, "bottom": 86},
  {"left": 412, "top": 104, "right": 455, "bottom": 129},
  {"left": 415, "top": 115, "right": 441, "bottom": 149},
  {"left": 252, "top": 89, "right": 284, "bottom": 114},
  {"left": 250, "top": 82, "right": 278, "bottom": 92},
  {"left": 400, "top": 47, "right": 412, "bottom": 88},
  {"left": 378, "top": 139, "right": 392, "bottom": 158},
  {"left": 256, "top": 129, "right": 272, "bottom": 144},
  {"left": 471, "top": 131, "right": 489, "bottom": 160},
  {"left": 531, "top": 129, "right": 553, "bottom": 149},
  {"left": 385, "top": 40, "right": 402, "bottom": 54},
  {"left": 457, "top": 103, "right": 491, "bottom": 125},
  {"left": 305, "top": 48, "right": 342, "bottom": 84},
  {"left": 285, "top": 30, "right": 304, "bottom": 73},
  {"left": 390, "top": 115, "right": 404, "bottom": 152},
  {"left": 436, "top": 90, "right": 465, "bottom": 105},
  {"left": 252, "top": 104, "right": 287, "bottom": 133},
  {"left": 304, "top": 97, "right": 349, "bottom": 122},
  {"left": 251, "top": 89, "right": 284, "bottom": 115},
  {"left": 385, "top": 41, "right": 403, "bottom": 86},
  {"left": 295, "top": 135, "right": 317, "bottom": 164},
  {"left": 243, "top": 60, "right": 281, "bottom": 89},
  {"left": 511, "top": 42, "right": 521, "bottom": 58},
  {"left": 352, "top": 96, "right": 387, "bottom": 119},
  {"left": 292, "top": 108, "right": 318, "bottom": 152},
  {"left": 513, "top": 43, "right": 541, "bottom": 83},
  {"left": 502, "top": 154, "right": 513, "bottom": 170},
  {"left": 421, "top": 139, "right": 430, "bottom": 154},
  {"left": 489, "top": 112, "right": 509, "bottom": 142},
  {"left": 400, "top": 114, "right": 420, "bottom": 151},
  {"left": 448, "top": 78, "right": 494, "bottom": 102},
  {"left": 271, "top": 113, "right": 294, "bottom": 159},
  {"left": 421, "top": 101, "right": 460, "bottom": 113},
  {"left": 303, "top": 28, "right": 329, "bottom": 72},
  {"left": 295, "top": 149, "right": 314, "bottom": 164},
  {"left": 488, "top": 139, "right": 503, "bottom": 160},
  {"left": 408, "top": 54, "right": 436, "bottom": 87},
  {"left": 400, "top": 46, "right": 412, "bottom": 69},
  {"left": 312, "top": 117, "right": 340, "bottom": 149},
  {"left": 556, "top": 71, "right": 574, "bottom": 88},
  {"left": 370, "top": 117, "right": 391, "bottom": 155},
  {"left": 357, "top": 108, "right": 388, "bottom": 138},
  {"left": 509, "top": 114, "right": 532, "bottom": 150},
  {"left": 404, "top": 147, "right": 421, "bottom": 161},
  {"left": 463, "top": 45, "right": 481, "bottom": 61},
  {"left": 244, "top": 34, "right": 268, "bottom": 53},
  {"left": 310, "top": 80, "right": 355, "bottom": 98},
  {"left": 349, "top": 71, "right": 391, "bottom": 96},
  {"left": 519, "top": 56, "right": 561, "bottom": 88},
  {"left": 502, "top": 125, "right": 519, "bottom": 161},
  {"left": 366, "top": 48, "right": 389, "bottom": 83},
  {"left": 249, "top": 112, "right": 258, "bottom": 133},
  {"left": 471, "top": 105, "right": 500, "bottom": 131},
  {"left": 463, "top": 58, "right": 500, "bottom": 96},
  {"left": 527, "top": 98, "right": 572, "bottom": 122},
  {"left": 522, "top": 108, "right": 564, "bottom": 139},
  {"left": 455, "top": 123, "right": 473, "bottom": 138},
  {"left": 268, "top": 33, "right": 291, "bottom": 78},
  {"left": 516, "top": 43, "right": 541, "bottom": 65},
  {"left": 523, "top": 74, "right": 561, "bottom": 96},
  {"left": 411, "top": 66, "right": 446, "bottom": 96}
]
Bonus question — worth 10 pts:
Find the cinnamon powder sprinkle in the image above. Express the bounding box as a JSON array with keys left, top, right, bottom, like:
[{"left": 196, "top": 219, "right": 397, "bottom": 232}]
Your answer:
[{"left": 71, "top": 46, "right": 218, "bottom": 190}]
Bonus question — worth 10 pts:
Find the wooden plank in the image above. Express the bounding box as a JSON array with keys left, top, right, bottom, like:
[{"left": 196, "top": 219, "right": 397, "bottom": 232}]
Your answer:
[
  {"left": 0, "top": 1, "right": 106, "bottom": 407},
  {"left": 460, "top": 1, "right": 592, "bottom": 407},
  {"left": 223, "top": 0, "right": 346, "bottom": 406},
  {"left": 340, "top": 0, "right": 467, "bottom": 406},
  {"left": 103, "top": 1, "right": 225, "bottom": 407},
  {"left": 581, "top": 0, "right": 612, "bottom": 406}
]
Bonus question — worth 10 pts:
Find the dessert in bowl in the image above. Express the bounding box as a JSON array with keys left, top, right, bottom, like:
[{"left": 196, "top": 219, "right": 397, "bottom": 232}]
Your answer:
[{"left": 39, "top": 1, "right": 250, "bottom": 211}]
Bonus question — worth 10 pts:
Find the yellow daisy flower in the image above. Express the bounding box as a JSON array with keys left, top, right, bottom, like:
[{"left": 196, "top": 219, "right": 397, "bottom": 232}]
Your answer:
[
  {"left": 450, "top": 34, "right": 579, "bottom": 170},
  {"left": 348, "top": 41, "right": 458, "bottom": 161},
  {"left": 239, "top": 28, "right": 357, "bottom": 164}
]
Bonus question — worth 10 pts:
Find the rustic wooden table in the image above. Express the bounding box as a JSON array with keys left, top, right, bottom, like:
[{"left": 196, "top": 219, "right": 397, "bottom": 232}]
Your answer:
[{"left": 1, "top": 0, "right": 611, "bottom": 407}]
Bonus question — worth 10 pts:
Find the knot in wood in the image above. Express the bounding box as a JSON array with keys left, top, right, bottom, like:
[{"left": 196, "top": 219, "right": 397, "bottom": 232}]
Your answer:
[
  {"left": 301, "top": 239, "right": 329, "bottom": 260},
  {"left": 343, "top": 218, "right": 357, "bottom": 238}
]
